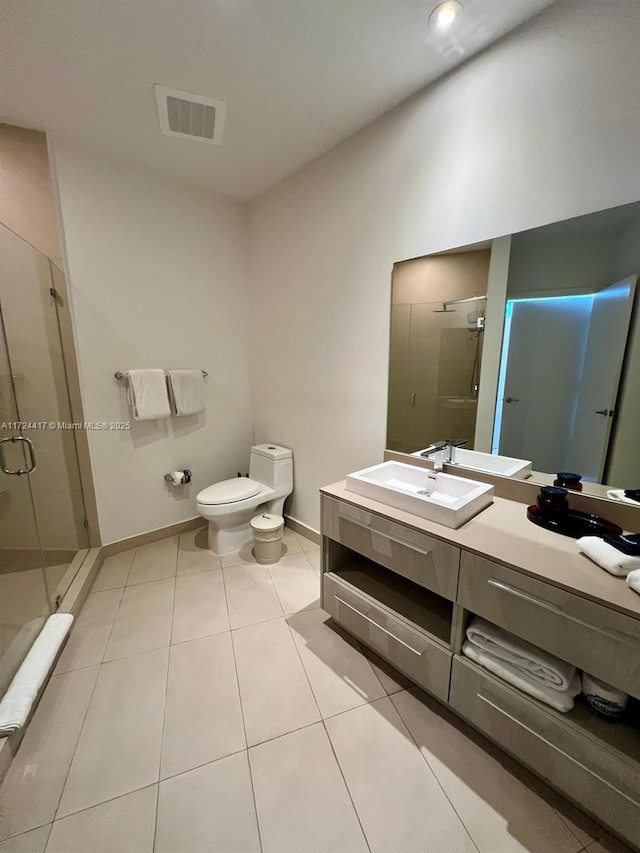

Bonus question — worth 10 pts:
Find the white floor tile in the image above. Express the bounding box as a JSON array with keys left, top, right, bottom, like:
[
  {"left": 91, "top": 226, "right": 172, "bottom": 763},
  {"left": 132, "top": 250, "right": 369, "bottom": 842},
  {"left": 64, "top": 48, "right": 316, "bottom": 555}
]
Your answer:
[
  {"left": 160, "top": 633, "right": 245, "bottom": 779},
  {"left": 391, "top": 689, "right": 582, "bottom": 853},
  {"left": 103, "top": 578, "right": 173, "bottom": 661},
  {"left": 0, "top": 827, "right": 50, "bottom": 853},
  {"left": 294, "top": 532, "right": 320, "bottom": 552},
  {"left": 268, "top": 553, "right": 320, "bottom": 616},
  {"left": 155, "top": 752, "right": 260, "bottom": 853},
  {"left": 55, "top": 588, "right": 123, "bottom": 674},
  {"left": 281, "top": 529, "right": 302, "bottom": 555},
  {"left": 232, "top": 618, "right": 320, "bottom": 746},
  {"left": 223, "top": 564, "right": 283, "bottom": 629},
  {"left": 0, "top": 667, "right": 99, "bottom": 840},
  {"left": 91, "top": 551, "right": 134, "bottom": 592},
  {"left": 126, "top": 538, "right": 177, "bottom": 586},
  {"left": 57, "top": 647, "right": 168, "bottom": 817},
  {"left": 250, "top": 722, "right": 369, "bottom": 853},
  {"left": 45, "top": 786, "right": 156, "bottom": 853},
  {"left": 288, "top": 608, "right": 385, "bottom": 718},
  {"left": 171, "top": 569, "right": 228, "bottom": 644},
  {"left": 177, "top": 529, "right": 221, "bottom": 576},
  {"left": 306, "top": 549, "right": 322, "bottom": 574},
  {"left": 220, "top": 543, "right": 256, "bottom": 568},
  {"left": 326, "top": 696, "right": 477, "bottom": 853}
]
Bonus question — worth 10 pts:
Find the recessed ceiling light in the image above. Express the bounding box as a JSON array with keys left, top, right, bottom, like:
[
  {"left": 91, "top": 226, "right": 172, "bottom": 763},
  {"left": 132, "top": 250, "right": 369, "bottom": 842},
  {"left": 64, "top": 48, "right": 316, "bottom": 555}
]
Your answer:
[{"left": 429, "top": 0, "right": 463, "bottom": 31}]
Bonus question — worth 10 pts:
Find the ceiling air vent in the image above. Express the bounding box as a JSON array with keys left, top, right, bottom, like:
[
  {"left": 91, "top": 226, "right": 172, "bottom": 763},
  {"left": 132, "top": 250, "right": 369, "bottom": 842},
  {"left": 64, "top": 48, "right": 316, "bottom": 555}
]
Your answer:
[{"left": 154, "top": 85, "right": 226, "bottom": 146}]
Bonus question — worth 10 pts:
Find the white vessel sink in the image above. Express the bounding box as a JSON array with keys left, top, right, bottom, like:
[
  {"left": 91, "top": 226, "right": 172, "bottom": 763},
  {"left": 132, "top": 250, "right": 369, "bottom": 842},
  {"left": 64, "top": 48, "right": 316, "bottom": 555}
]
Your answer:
[
  {"left": 346, "top": 461, "right": 493, "bottom": 529},
  {"left": 412, "top": 447, "right": 532, "bottom": 479}
]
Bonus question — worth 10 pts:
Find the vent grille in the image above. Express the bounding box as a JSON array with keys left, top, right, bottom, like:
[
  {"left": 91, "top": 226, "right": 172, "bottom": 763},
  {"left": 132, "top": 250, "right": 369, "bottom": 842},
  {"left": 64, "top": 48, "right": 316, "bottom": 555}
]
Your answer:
[{"left": 155, "top": 85, "right": 226, "bottom": 146}]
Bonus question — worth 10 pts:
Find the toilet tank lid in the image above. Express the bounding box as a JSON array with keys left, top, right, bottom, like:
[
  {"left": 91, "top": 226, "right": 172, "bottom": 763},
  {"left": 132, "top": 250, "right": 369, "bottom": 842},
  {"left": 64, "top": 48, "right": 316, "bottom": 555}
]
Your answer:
[
  {"left": 197, "top": 478, "right": 261, "bottom": 505},
  {"left": 251, "top": 444, "right": 292, "bottom": 460}
]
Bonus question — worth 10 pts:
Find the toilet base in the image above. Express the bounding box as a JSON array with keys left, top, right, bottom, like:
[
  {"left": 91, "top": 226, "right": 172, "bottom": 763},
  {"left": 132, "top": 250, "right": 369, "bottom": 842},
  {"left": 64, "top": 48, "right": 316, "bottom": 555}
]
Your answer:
[{"left": 208, "top": 522, "right": 253, "bottom": 555}]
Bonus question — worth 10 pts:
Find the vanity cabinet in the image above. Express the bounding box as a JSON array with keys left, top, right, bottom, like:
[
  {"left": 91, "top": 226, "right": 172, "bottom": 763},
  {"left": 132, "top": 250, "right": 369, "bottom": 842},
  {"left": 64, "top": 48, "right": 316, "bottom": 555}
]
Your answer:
[
  {"left": 458, "top": 552, "right": 640, "bottom": 698},
  {"left": 320, "top": 488, "right": 640, "bottom": 850}
]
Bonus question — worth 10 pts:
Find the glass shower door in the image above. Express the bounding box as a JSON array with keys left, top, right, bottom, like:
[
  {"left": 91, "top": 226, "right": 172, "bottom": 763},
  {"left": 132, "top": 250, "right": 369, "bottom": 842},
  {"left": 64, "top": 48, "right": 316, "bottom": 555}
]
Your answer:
[{"left": 0, "top": 306, "right": 51, "bottom": 702}]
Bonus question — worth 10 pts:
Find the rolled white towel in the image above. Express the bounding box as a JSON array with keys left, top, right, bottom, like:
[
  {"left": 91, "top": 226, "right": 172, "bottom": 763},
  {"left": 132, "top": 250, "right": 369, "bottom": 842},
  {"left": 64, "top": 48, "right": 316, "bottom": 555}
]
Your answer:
[
  {"left": 627, "top": 569, "right": 640, "bottom": 595},
  {"left": 466, "top": 617, "right": 575, "bottom": 690},
  {"left": 0, "top": 613, "right": 73, "bottom": 735},
  {"left": 577, "top": 536, "right": 640, "bottom": 577},
  {"left": 462, "top": 641, "right": 581, "bottom": 713}
]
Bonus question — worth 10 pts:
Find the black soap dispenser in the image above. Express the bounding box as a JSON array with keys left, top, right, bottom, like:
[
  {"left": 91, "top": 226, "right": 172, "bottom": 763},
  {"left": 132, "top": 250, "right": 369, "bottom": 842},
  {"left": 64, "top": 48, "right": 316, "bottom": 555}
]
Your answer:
[{"left": 536, "top": 485, "right": 569, "bottom": 518}]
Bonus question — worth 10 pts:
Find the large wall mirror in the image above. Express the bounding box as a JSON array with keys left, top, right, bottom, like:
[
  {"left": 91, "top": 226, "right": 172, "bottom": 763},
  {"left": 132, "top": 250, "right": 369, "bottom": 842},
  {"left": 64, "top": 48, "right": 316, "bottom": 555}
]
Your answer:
[{"left": 387, "top": 200, "right": 640, "bottom": 504}]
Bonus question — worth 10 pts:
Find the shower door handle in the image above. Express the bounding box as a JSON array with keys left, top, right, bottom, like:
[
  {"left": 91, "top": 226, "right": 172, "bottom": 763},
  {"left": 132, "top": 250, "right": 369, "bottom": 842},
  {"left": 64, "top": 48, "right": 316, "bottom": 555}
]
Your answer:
[
  {"left": 504, "top": 397, "right": 520, "bottom": 403},
  {"left": 0, "top": 436, "right": 36, "bottom": 475}
]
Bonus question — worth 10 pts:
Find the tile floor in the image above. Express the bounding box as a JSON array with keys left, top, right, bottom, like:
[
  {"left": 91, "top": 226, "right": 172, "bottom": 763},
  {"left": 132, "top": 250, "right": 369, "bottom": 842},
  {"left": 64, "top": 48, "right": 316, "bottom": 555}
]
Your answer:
[{"left": 0, "top": 526, "right": 631, "bottom": 853}]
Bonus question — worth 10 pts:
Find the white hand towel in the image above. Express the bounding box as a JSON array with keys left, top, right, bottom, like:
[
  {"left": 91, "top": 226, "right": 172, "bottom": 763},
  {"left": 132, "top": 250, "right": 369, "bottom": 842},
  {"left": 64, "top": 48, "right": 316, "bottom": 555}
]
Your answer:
[
  {"left": 462, "top": 641, "right": 581, "bottom": 713},
  {"left": 466, "top": 617, "right": 575, "bottom": 690},
  {"left": 577, "top": 536, "right": 640, "bottom": 577},
  {"left": 627, "top": 569, "right": 640, "bottom": 595},
  {"left": 126, "top": 369, "right": 171, "bottom": 421},
  {"left": 0, "top": 613, "right": 73, "bottom": 735},
  {"left": 167, "top": 369, "right": 205, "bottom": 416},
  {"left": 606, "top": 489, "right": 640, "bottom": 506}
]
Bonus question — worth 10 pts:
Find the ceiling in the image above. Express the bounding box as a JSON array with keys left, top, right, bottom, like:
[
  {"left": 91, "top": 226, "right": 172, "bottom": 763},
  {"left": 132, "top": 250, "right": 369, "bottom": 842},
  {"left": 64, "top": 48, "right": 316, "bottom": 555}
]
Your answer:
[{"left": 1, "top": 0, "right": 555, "bottom": 200}]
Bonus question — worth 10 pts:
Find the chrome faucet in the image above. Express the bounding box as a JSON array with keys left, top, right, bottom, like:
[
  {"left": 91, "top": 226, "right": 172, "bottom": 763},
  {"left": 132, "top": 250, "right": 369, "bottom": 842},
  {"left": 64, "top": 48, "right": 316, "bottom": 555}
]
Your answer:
[
  {"left": 444, "top": 438, "right": 468, "bottom": 463},
  {"left": 420, "top": 438, "right": 468, "bottom": 464}
]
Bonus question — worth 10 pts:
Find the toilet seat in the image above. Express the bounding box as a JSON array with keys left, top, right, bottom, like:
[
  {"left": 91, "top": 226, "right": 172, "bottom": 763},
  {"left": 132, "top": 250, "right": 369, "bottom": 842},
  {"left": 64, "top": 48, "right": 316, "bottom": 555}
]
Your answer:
[{"left": 197, "top": 477, "right": 260, "bottom": 506}]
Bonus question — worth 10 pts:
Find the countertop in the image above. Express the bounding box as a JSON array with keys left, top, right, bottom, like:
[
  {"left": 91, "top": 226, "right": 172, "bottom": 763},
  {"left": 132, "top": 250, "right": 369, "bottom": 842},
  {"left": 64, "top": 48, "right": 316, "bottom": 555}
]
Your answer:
[{"left": 321, "top": 481, "right": 640, "bottom": 620}]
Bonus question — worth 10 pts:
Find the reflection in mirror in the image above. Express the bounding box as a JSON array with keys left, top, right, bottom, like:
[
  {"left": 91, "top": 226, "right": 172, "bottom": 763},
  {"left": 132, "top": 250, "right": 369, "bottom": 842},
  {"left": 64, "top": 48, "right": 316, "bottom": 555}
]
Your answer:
[
  {"left": 387, "top": 245, "right": 491, "bottom": 454},
  {"left": 387, "top": 201, "right": 640, "bottom": 498}
]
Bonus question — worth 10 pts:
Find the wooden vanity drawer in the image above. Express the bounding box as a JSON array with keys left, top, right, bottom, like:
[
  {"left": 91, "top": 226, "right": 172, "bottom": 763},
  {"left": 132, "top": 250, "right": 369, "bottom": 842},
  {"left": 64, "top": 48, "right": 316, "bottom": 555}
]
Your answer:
[
  {"left": 449, "top": 656, "right": 640, "bottom": 848},
  {"left": 458, "top": 553, "right": 640, "bottom": 699},
  {"left": 324, "top": 571, "right": 452, "bottom": 702},
  {"left": 322, "top": 495, "right": 460, "bottom": 601}
]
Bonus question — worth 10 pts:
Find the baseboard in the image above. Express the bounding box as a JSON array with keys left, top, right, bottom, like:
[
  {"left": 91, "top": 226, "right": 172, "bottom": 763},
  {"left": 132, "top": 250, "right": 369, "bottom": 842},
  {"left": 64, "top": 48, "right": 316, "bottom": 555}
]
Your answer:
[
  {"left": 284, "top": 515, "right": 320, "bottom": 545},
  {"left": 101, "top": 516, "right": 207, "bottom": 557}
]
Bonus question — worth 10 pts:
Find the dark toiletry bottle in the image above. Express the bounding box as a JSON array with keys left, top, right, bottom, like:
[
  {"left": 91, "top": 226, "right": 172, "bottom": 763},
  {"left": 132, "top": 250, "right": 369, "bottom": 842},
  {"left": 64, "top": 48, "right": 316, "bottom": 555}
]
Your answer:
[
  {"left": 537, "top": 486, "right": 569, "bottom": 517},
  {"left": 554, "top": 472, "right": 583, "bottom": 492}
]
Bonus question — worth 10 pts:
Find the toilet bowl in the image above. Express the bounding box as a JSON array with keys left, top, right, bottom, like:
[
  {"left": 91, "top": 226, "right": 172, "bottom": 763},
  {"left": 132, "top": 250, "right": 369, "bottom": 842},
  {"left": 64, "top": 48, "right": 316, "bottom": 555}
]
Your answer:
[{"left": 196, "top": 444, "right": 293, "bottom": 554}]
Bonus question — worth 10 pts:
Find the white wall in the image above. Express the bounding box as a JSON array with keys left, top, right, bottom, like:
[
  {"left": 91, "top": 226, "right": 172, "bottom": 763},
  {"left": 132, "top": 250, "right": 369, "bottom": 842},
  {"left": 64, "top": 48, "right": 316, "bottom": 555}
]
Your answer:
[
  {"left": 247, "top": 0, "right": 640, "bottom": 531},
  {"left": 52, "top": 144, "right": 254, "bottom": 544}
]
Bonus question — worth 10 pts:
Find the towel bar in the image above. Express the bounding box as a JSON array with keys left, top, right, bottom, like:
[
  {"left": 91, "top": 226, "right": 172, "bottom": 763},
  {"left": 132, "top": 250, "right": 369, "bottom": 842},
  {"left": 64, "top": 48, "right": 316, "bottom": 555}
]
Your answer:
[{"left": 114, "top": 369, "right": 208, "bottom": 382}]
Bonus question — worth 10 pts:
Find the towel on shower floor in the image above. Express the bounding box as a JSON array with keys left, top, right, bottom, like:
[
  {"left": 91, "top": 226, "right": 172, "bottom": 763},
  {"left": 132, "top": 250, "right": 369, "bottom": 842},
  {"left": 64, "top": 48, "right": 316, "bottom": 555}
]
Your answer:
[
  {"left": 167, "top": 369, "right": 205, "bottom": 416},
  {"left": 0, "top": 613, "right": 73, "bottom": 735},
  {"left": 627, "top": 569, "right": 640, "bottom": 595},
  {"left": 462, "top": 641, "right": 581, "bottom": 713},
  {"left": 126, "top": 369, "right": 171, "bottom": 420},
  {"left": 466, "top": 617, "right": 576, "bottom": 690},
  {"left": 577, "top": 536, "right": 640, "bottom": 576}
]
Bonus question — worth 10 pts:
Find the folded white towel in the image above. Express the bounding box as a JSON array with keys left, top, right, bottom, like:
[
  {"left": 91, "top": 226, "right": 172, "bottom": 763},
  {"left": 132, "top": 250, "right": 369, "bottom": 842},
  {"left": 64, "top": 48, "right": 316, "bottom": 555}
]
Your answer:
[
  {"left": 627, "top": 569, "right": 640, "bottom": 595},
  {"left": 466, "top": 617, "right": 576, "bottom": 690},
  {"left": 606, "top": 489, "right": 640, "bottom": 506},
  {"left": 462, "top": 641, "right": 581, "bottom": 713},
  {"left": 577, "top": 536, "right": 640, "bottom": 577},
  {"left": 167, "top": 369, "right": 205, "bottom": 416},
  {"left": 125, "top": 369, "right": 171, "bottom": 421},
  {"left": 0, "top": 613, "right": 73, "bottom": 735}
]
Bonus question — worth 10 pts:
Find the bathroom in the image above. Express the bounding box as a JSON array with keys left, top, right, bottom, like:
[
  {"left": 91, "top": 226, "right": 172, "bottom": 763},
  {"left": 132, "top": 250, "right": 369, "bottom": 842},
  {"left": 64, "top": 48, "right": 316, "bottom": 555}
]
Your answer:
[{"left": 1, "top": 0, "right": 639, "bottom": 850}]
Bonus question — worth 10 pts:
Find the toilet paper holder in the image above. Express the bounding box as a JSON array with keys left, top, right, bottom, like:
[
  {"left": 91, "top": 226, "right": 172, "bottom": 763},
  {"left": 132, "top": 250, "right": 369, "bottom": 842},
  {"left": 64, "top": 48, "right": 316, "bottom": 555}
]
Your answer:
[{"left": 165, "top": 470, "right": 192, "bottom": 486}]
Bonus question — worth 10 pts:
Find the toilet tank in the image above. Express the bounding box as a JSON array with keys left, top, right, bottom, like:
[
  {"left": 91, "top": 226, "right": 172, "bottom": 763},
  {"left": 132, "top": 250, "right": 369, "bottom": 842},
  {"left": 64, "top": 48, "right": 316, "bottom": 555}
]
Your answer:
[{"left": 249, "top": 444, "right": 293, "bottom": 495}]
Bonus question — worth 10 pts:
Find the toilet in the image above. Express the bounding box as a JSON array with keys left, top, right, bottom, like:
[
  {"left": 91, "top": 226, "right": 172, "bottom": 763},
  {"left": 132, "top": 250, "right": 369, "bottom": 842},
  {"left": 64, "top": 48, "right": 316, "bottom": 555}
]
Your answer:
[{"left": 196, "top": 444, "right": 293, "bottom": 554}]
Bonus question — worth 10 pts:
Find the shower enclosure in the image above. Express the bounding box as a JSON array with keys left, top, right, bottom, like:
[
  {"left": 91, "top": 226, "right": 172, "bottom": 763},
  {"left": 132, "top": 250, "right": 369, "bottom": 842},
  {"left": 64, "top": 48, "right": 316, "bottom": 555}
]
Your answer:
[
  {"left": 0, "top": 224, "right": 89, "bottom": 701},
  {"left": 387, "top": 295, "right": 486, "bottom": 454}
]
